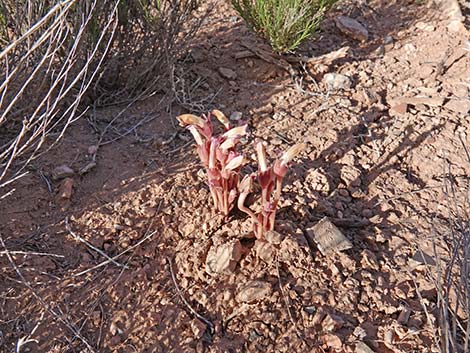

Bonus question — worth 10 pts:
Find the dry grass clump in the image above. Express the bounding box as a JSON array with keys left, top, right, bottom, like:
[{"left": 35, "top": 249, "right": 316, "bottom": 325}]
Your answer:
[
  {"left": 0, "top": 0, "right": 201, "bottom": 195},
  {"left": 422, "top": 171, "right": 470, "bottom": 353}
]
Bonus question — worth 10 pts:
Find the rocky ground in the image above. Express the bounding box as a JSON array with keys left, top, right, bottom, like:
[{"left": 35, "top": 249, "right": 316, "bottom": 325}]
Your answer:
[{"left": 1, "top": 0, "right": 470, "bottom": 352}]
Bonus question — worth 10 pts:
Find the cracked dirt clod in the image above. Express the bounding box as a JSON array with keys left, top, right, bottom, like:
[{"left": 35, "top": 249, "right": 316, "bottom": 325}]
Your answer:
[{"left": 206, "top": 239, "right": 242, "bottom": 275}]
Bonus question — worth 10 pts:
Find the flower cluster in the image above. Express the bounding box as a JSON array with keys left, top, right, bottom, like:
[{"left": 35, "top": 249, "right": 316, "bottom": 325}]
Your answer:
[
  {"left": 177, "top": 110, "right": 247, "bottom": 216},
  {"left": 238, "top": 141, "right": 305, "bottom": 238},
  {"left": 178, "top": 110, "right": 304, "bottom": 238}
]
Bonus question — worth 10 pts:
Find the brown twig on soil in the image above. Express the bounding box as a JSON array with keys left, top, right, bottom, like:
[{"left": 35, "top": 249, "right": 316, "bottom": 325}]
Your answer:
[
  {"left": 275, "top": 253, "right": 311, "bottom": 347},
  {"left": 167, "top": 256, "right": 215, "bottom": 334},
  {"left": 0, "top": 234, "right": 97, "bottom": 352},
  {"left": 72, "top": 227, "right": 158, "bottom": 277},
  {"left": 65, "top": 217, "right": 127, "bottom": 269},
  {"left": 0, "top": 250, "right": 64, "bottom": 258}
]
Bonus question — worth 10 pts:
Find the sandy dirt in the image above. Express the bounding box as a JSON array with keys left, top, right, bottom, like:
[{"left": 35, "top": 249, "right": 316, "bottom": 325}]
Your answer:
[{"left": 1, "top": 0, "right": 470, "bottom": 352}]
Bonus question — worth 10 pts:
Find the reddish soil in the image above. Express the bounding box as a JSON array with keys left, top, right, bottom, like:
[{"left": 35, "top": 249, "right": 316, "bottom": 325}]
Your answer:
[{"left": 1, "top": 0, "right": 470, "bottom": 352}]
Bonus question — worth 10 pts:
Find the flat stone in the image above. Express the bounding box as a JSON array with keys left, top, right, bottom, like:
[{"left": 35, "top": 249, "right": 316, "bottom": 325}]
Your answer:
[
  {"left": 190, "top": 319, "right": 206, "bottom": 339},
  {"left": 445, "top": 98, "right": 470, "bottom": 114},
  {"left": 218, "top": 67, "right": 237, "bottom": 80},
  {"left": 236, "top": 280, "right": 272, "bottom": 303},
  {"left": 323, "top": 73, "right": 352, "bottom": 90},
  {"left": 307, "top": 217, "right": 352, "bottom": 256},
  {"left": 397, "top": 307, "right": 411, "bottom": 325},
  {"left": 322, "top": 333, "right": 343, "bottom": 350},
  {"left": 335, "top": 16, "right": 368, "bottom": 41},
  {"left": 206, "top": 239, "right": 242, "bottom": 275},
  {"left": 52, "top": 165, "right": 75, "bottom": 180},
  {"left": 416, "top": 21, "right": 435, "bottom": 31},
  {"left": 390, "top": 102, "right": 408, "bottom": 115}
]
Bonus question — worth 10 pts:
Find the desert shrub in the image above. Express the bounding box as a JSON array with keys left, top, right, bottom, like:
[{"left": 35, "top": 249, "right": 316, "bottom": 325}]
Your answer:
[
  {"left": 0, "top": 0, "right": 201, "bottom": 194},
  {"left": 231, "top": 0, "right": 338, "bottom": 53}
]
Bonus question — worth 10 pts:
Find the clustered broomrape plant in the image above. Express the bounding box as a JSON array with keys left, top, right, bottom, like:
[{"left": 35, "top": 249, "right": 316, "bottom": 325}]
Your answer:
[
  {"left": 177, "top": 110, "right": 304, "bottom": 238},
  {"left": 177, "top": 110, "right": 247, "bottom": 216}
]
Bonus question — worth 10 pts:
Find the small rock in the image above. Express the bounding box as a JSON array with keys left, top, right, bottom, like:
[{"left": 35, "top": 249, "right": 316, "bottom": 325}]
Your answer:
[
  {"left": 403, "top": 43, "right": 416, "bottom": 53},
  {"left": 353, "top": 326, "right": 367, "bottom": 340},
  {"left": 218, "top": 67, "right": 237, "bottom": 80},
  {"left": 390, "top": 102, "right": 408, "bottom": 115},
  {"left": 355, "top": 341, "right": 375, "bottom": 353},
  {"left": 322, "top": 313, "right": 344, "bottom": 331},
  {"left": 87, "top": 145, "right": 98, "bottom": 155},
  {"left": 445, "top": 99, "right": 470, "bottom": 114},
  {"left": 52, "top": 165, "right": 75, "bottom": 180},
  {"left": 265, "top": 230, "right": 285, "bottom": 245},
  {"left": 415, "top": 21, "right": 435, "bottom": 31},
  {"left": 397, "top": 307, "right": 411, "bottom": 325},
  {"left": 229, "top": 111, "right": 243, "bottom": 121},
  {"left": 58, "top": 178, "right": 74, "bottom": 199},
  {"left": 323, "top": 73, "right": 352, "bottom": 90},
  {"left": 190, "top": 319, "right": 207, "bottom": 339},
  {"left": 335, "top": 16, "right": 368, "bottom": 41},
  {"left": 206, "top": 239, "right": 242, "bottom": 275},
  {"left": 236, "top": 280, "right": 272, "bottom": 303},
  {"left": 307, "top": 217, "right": 352, "bottom": 256},
  {"left": 384, "top": 35, "right": 394, "bottom": 45},
  {"left": 322, "top": 333, "right": 343, "bottom": 350},
  {"left": 254, "top": 240, "right": 275, "bottom": 262}
]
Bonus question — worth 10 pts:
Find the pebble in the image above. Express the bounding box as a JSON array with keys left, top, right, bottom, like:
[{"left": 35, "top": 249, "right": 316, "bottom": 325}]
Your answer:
[
  {"left": 229, "top": 111, "right": 243, "bottom": 121},
  {"left": 236, "top": 280, "right": 272, "bottom": 303},
  {"left": 415, "top": 22, "right": 435, "bottom": 31},
  {"left": 52, "top": 165, "right": 75, "bottom": 180},
  {"left": 322, "top": 333, "right": 343, "bottom": 350},
  {"left": 265, "top": 230, "right": 285, "bottom": 245},
  {"left": 218, "top": 67, "right": 237, "bottom": 80},
  {"left": 335, "top": 16, "right": 368, "bottom": 41},
  {"left": 390, "top": 102, "right": 408, "bottom": 115},
  {"left": 58, "top": 178, "right": 74, "bottom": 199},
  {"left": 445, "top": 98, "right": 470, "bottom": 114},
  {"left": 323, "top": 73, "right": 352, "bottom": 90},
  {"left": 190, "top": 319, "right": 207, "bottom": 339}
]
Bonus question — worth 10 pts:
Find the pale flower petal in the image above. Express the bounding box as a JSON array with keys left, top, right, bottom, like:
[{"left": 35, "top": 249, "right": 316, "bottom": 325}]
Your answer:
[
  {"left": 176, "top": 114, "right": 205, "bottom": 128},
  {"left": 224, "top": 155, "right": 245, "bottom": 171},
  {"left": 256, "top": 141, "right": 268, "bottom": 173},
  {"left": 212, "top": 109, "right": 230, "bottom": 129},
  {"left": 222, "top": 124, "right": 247, "bottom": 139},
  {"left": 280, "top": 143, "right": 305, "bottom": 166},
  {"left": 188, "top": 125, "right": 204, "bottom": 145},
  {"left": 220, "top": 138, "right": 236, "bottom": 151}
]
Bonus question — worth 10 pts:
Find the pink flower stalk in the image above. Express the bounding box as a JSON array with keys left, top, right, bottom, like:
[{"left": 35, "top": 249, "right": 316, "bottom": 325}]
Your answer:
[
  {"left": 239, "top": 141, "right": 305, "bottom": 239},
  {"left": 177, "top": 110, "right": 247, "bottom": 216}
]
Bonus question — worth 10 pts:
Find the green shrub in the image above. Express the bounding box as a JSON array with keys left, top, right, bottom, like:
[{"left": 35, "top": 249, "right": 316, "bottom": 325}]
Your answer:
[{"left": 232, "top": 0, "right": 338, "bottom": 53}]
